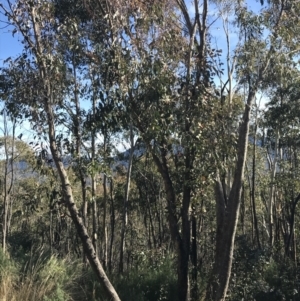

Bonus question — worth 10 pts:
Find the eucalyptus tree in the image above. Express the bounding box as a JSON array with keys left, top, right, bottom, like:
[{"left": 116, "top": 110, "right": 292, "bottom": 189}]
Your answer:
[
  {"left": 0, "top": 1, "right": 121, "bottom": 300},
  {"left": 100, "top": 0, "right": 219, "bottom": 299},
  {"left": 54, "top": 0, "right": 126, "bottom": 267},
  {"left": 2, "top": 0, "right": 300, "bottom": 301},
  {"left": 263, "top": 74, "right": 300, "bottom": 258},
  {"left": 0, "top": 111, "right": 16, "bottom": 254},
  {"left": 83, "top": 70, "right": 124, "bottom": 268},
  {"left": 0, "top": 112, "right": 35, "bottom": 253},
  {"left": 200, "top": 0, "right": 300, "bottom": 299}
]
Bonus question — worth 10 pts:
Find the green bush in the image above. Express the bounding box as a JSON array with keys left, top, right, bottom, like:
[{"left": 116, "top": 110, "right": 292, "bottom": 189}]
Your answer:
[
  {"left": 116, "top": 255, "right": 178, "bottom": 301},
  {"left": 229, "top": 237, "right": 299, "bottom": 301},
  {"left": 82, "top": 253, "right": 178, "bottom": 301}
]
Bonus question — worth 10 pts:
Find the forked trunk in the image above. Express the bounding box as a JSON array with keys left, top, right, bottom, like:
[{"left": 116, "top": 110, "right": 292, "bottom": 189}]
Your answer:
[{"left": 207, "top": 89, "right": 255, "bottom": 301}]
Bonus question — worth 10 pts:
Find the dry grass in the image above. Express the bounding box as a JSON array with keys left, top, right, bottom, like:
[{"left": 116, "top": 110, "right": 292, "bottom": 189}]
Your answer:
[{"left": 0, "top": 250, "right": 81, "bottom": 301}]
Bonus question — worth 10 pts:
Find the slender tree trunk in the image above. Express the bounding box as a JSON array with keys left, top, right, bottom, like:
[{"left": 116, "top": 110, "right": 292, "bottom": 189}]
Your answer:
[
  {"left": 91, "top": 83, "right": 98, "bottom": 255},
  {"left": 292, "top": 228, "right": 296, "bottom": 263},
  {"left": 119, "top": 124, "right": 134, "bottom": 273},
  {"left": 2, "top": 113, "right": 15, "bottom": 254},
  {"left": 91, "top": 163, "right": 98, "bottom": 255},
  {"left": 49, "top": 210, "right": 53, "bottom": 254},
  {"left": 152, "top": 150, "right": 190, "bottom": 301},
  {"left": 109, "top": 178, "right": 115, "bottom": 273},
  {"left": 179, "top": 141, "right": 194, "bottom": 301},
  {"left": 154, "top": 195, "right": 162, "bottom": 247},
  {"left": 267, "top": 128, "right": 279, "bottom": 249},
  {"left": 102, "top": 173, "right": 108, "bottom": 269},
  {"left": 252, "top": 123, "right": 261, "bottom": 249},
  {"left": 2, "top": 154, "right": 9, "bottom": 254},
  {"left": 45, "top": 101, "right": 121, "bottom": 301},
  {"left": 285, "top": 194, "right": 300, "bottom": 258},
  {"left": 147, "top": 195, "right": 156, "bottom": 249},
  {"left": 72, "top": 57, "right": 88, "bottom": 263},
  {"left": 191, "top": 212, "right": 198, "bottom": 301}
]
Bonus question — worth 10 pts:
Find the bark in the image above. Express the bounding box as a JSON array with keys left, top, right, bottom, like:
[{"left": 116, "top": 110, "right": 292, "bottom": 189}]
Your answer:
[
  {"left": 108, "top": 178, "right": 115, "bottom": 273},
  {"left": 285, "top": 194, "right": 300, "bottom": 258},
  {"left": 207, "top": 88, "right": 256, "bottom": 301},
  {"left": 119, "top": 124, "right": 134, "bottom": 273},
  {"left": 72, "top": 57, "right": 88, "bottom": 262},
  {"left": 147, "top": 195, "right": 157, "bottom": 248},
  {"left": 154, "top": 194, "right": 163, "bottom": 247},
  {"left": 102, "top": 173, "right": 108, "bottom": 269},
  {"left": 45, "top": 101, "right": 121, "bottom": 301},
  {"left": 152, "top": 150, "right": 190, "bottom": 301},
  {"left": 2, "top": 142, "right": 10, "bottom": 254},
  {"left": 191, "top": 212, "right": 198, "bottom": 301},
  {"left": 251, "top": 123, "right": 261, "bottom": 249},
  {"left": 267, "top": 128, "right": 279, "bottom": 248},
  {"left": 49, "top": 210, "right": 53, "bottom": 253},
  {"left": 2, "top": 114, "right": 15, "bottom": 254},
  {"left": 91, "top": 83, "right": 98, "bottom": 255},
  {"left": 206, "top": 14, "right": 279, "bottom": 294},
  {"left": 92, "top": 174, "right": 98, "bottom": 255},
  {"left": 180, "top": 185, "right": 191, "bottom": 301}
]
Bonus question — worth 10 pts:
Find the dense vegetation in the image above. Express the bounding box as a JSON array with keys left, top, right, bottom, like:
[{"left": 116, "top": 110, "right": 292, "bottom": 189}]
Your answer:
[{"left": 1, "top": 0, "right": 300, "bottom": 300}]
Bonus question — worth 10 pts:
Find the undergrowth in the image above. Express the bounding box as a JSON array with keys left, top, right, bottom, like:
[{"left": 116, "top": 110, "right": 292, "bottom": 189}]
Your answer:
[{"left": 0, "top": 249, "right": 82, "bottom": 301}]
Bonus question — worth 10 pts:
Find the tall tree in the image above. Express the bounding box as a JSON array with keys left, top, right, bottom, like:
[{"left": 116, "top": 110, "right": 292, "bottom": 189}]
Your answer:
[
  {"left": 0, "top": 1, "right": 121, "bottom": 300},
  {"left": 207, "top": 1, "right": 300, "bottom": 299}
]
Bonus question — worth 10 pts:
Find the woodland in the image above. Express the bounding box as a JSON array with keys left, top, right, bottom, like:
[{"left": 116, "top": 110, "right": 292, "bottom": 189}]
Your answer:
[{"left": 0, "top": 0, "right": 300, "bottom": 300}]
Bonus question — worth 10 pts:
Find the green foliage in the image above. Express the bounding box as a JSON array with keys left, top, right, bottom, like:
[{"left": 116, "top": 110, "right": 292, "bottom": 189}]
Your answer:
[
  {"left": 229, "top": 237, "right": 300, "bottom": 301},
  {"left": 3, "top": 0, "right": 300, "bottom": 300},
  {"left": 43, "top": 286, "right": 67, "bottom": 301},
  {"left": 115, "top": 255, "right": 178, "bottom": 301},
  {"left": 82, "top": 254, "right": 177, "bottom": 301}
]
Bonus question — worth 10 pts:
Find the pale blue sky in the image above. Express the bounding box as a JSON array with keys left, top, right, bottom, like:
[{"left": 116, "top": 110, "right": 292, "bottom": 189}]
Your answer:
[{"left": 0, "top": 13, "right": 22, "bottom": 65}]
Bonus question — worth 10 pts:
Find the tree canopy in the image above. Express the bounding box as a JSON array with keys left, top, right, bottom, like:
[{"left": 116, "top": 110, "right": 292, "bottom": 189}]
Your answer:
[{"left": 1, "top": 0, "right": 300, "bottom": 301}]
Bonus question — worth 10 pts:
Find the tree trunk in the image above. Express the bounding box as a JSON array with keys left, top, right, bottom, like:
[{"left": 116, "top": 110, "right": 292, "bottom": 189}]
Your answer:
[
  {"left": 102, "top": 173, "right": 108, "bottom": 269},
  {"left": 45, "top": 101, "right": 121, "bottom": 301},
  {"left": 267, "top": 128, "right": 279, "bottom": 248},
  {"left": 119, "top": 124, "right": 134, "bottom": 273},
  {"left": 147, "top": 195, "right": 156, "bottom": 249},
  {"left": 109, "top": 178, "right": 115, "bottom": 273},
  {"left": 285, "top": 194, "right": 300, "bottom": 258},
  {"left": 72, "top": 58, "right": 88, "bottom": 263},
  {"left": 251, "top": 123, "right": 261, "bottom": 249},
  {"left": 2, "top": 113, "right": 15, "bottom": 254},
  {"left": 91, "top": 83, "right": 98, "bottom": 255},
  {"left": 152, "top": 150, "right": 190, "bottom": 301},
  {"left": 191, "top": 212, "right": 198, "bottom": 301},
  {"left": 207, "top": 89, "right": 256, "bottom": 301}
]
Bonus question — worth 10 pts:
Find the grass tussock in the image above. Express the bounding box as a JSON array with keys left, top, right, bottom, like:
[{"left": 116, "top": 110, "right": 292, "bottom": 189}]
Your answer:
[
  {"left": 0, "top": 250, "right": 82, "bottom": 301},
  {"left": 0, "top": 249, "right": 181, "bottom": 301}
]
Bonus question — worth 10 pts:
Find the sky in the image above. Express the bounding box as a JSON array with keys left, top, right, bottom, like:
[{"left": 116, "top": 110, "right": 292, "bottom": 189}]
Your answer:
[
  {"left": 0, "top": 11, "right": 21, "bottom": 65},
  {"left": 0, "top": 0, "right": 266, "bottom": 142}
]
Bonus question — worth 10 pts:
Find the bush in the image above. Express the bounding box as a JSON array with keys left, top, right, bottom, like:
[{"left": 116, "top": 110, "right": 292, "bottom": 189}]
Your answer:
[
  {"left": 116, "top": 255, "right": 178, "bottom": 301},
  {"left": 229, "top": 236, "right": 299, "bottom": 301},
  {"left": 82, "top": 252, "right": 178, "bottom": 301}
]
